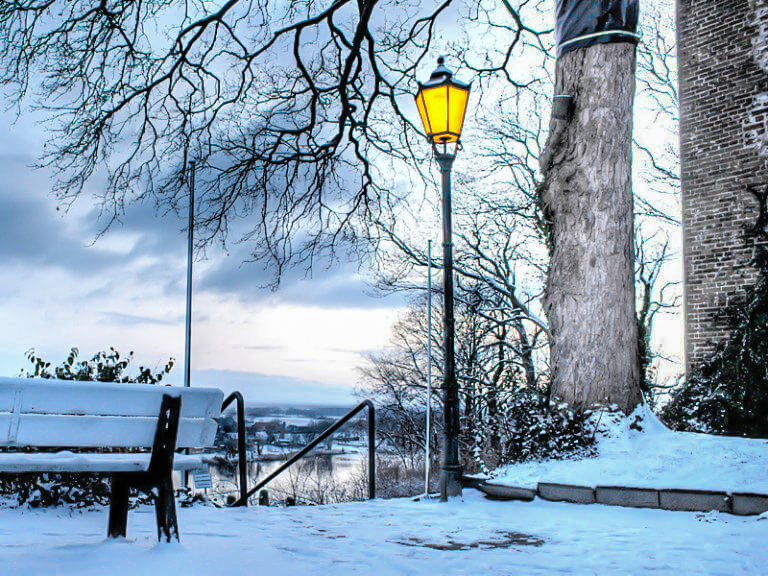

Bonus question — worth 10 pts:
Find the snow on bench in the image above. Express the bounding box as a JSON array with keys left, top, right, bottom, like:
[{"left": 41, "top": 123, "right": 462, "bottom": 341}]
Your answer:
[
  {"left": 0, "top": 377, "right": 224, "bottom": 542},
  {"left": 0, "top": 451, "right": 213, "bottom": 473}
]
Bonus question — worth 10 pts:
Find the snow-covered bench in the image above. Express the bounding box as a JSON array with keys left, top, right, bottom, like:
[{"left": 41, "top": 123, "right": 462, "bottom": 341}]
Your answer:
[{"left": 0, "top": 377, "right": 223, "bottom": 542}]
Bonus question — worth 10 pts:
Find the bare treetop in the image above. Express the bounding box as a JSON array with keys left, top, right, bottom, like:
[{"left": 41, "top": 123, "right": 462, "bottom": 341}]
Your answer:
[{"left": 0, "top": 0, "right": 548, "bottom": 280}]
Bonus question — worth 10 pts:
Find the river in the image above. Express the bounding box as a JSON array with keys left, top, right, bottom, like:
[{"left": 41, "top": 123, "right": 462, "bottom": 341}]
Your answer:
[{"left": 198, "top": 446, "right": 369, "bottom": 506}]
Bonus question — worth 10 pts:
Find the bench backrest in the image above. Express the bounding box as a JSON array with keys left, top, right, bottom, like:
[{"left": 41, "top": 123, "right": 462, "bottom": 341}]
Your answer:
[{"left": 0, "top": 377, "right": 223, "bottom": 449}]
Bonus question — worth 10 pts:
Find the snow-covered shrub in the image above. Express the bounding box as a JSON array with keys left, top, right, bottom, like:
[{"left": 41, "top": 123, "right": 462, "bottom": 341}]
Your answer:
[
  {"left": 373, "top": 457, "right": 439, "bottom": 498},
  {"left": 0, "top": 472, "right": 113, "bottom": 509},
  {"left": 0, "top": 348, "right": 174, "bottom": 508},
  {"left": 662, "top": 271, "right": 768, "bottom": 437},
  {"left": 21, "top": 347, "right": 173, "bottom": 384},
  {"left": 465, "top": 388, "right": 596, "bottom": 473}
]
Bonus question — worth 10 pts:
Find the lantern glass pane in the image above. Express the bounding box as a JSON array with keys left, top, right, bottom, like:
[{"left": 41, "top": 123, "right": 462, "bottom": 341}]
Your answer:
[
  {"left": 448, "top": 85, "right": 469, "bottom": 138},
  {"left": 416, "top": 92, "right": 431, "bottom": 135},
  {"left": 420, "top": 85, "right": 449, "bottom": 138}
]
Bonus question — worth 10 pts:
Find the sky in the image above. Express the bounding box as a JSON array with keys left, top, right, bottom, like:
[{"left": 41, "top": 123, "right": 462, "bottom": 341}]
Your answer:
[
  {"left": 0, "top": 107, "right": 405, "bottom": 405},
  {"left": 0, "top": 0, "right": 684, "bottom": 405}
]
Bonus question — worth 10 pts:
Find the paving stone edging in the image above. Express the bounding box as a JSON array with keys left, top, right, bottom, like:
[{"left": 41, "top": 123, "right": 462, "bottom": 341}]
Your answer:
[
  {"left": 538, "top": 482, "right": 595, "bottom": 504},
  {"left": 596, "top": 486, "right": 660, "bottom": 509},
  {"left": 467, "top": 479, "right": 768, "bottom": 516}
]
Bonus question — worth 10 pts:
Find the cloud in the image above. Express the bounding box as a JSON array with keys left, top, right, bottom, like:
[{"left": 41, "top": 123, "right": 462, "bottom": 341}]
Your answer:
[
  {"left": 0, "top": 150, "right": 192, "bottom": 288},
  {"left": 0, "top": 162, "right": 116, "bottom": 274},
  {"left": 0, "top": 122, "right": 403, "bottom": 402},
  {"left": 102, "top": 311, "right": 183, "bottom": 327},
  {"left": 199, "top": 241, "right": 401, "bottom": 310},
  {"left": 192, "top": 368, "right": 356, "bottom": 406},
  {"left": 242, "top": 345, "right": 285, "bottom": 351},
  {"left": 77, "top": 188, "right": 402, "bottom": 310},
  {"left": 0, "top": 145, "right": 399, "bottom": 312},
  {"left": 85, "top": 199, "right": 188, "bottom": 260}
]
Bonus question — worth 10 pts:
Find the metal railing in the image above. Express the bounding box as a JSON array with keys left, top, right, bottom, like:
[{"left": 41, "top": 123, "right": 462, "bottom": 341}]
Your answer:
[
  {"left": 237, "top": 399, "right": 376, "bottom": 505},
  {"left": 221, "top": 391, "right": 248, "bottom": 506}
]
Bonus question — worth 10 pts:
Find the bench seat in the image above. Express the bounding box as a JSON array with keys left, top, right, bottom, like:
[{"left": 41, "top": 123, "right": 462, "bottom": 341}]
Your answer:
[{"left": 0, "top": 451, "right": 212, "bottom": 473}]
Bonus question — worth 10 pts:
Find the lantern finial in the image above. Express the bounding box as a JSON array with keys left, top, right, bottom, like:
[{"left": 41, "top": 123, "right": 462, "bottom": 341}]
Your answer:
[{"left": 430, "top": 56, "right": 453, "bottom": 83}]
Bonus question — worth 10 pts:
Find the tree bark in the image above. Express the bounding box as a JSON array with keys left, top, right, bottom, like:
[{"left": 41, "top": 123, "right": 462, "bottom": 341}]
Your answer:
[{"left": 540, "top": 43, "right": 641, "bottom": 413}]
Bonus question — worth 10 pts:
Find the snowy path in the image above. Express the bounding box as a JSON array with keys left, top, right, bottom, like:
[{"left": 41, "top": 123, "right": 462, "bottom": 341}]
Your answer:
[{"left": 1, "top": 490, "right": 765, "bottom": 575}]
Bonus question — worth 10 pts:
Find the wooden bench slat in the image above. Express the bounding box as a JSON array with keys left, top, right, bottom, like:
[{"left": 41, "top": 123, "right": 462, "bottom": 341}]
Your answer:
[
  {"left": 0, "top": 414, "right": 217, "bottom": 449},
  {"left": 0, "top": 377, "right": 223, "bottom": 419},
  {"left": 0, "top": 452, "right": 207, "bottom": 473},
  {"left": 0, "top": 377, "right": 222, "bottom": 449}
]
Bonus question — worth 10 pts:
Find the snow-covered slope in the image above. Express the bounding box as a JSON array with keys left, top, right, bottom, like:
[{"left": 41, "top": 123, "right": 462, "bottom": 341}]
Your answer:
[{"left": 488, "top": 404, "right": 768, "bottom": 493}]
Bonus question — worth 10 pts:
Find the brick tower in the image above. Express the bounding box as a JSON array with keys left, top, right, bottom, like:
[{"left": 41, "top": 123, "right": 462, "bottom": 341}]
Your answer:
[{"left": 677, "top": 0, "right": 768, "bottom": 373}]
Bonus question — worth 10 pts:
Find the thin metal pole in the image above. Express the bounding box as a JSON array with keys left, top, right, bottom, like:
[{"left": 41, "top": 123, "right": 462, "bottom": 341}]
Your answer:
[
  {"left": 184, "top": 160, "right": 196, "bottom": 389},
  {"left": 425, "top": 239, "right": 433, "bottom": 495},
  {"left": 436, "top": 150, "right": 462, "bottom": 500},
  {"left": 183, "top": 160, "right": 196, "bottom": 490}
]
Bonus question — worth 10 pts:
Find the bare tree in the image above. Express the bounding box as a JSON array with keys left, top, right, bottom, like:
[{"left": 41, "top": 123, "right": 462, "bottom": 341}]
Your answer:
[
  {"left": 635, "top": 226, "right": 681, "bottom": 395},
  {"left": 362, "top": 2, "right": 685, "bottom": 481},
  {"left": 0, "top": 0, "right": 548, "bottom": 281},
  {"left": 635, "top": 0, "right": 679, "bottom": 200},
  {"left": 633, "top": 0, "right": 684, "bottom": 397},
  {"left": 359, "top": 279, "right": 550, "bottom": 474}
]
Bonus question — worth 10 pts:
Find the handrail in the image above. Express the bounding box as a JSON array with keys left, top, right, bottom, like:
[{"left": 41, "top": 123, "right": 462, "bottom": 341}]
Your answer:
[
  {"left": 238, "top": 399, "right": 376, "bottom": 505},
  {"left": 221, "top": 391, "right": 248, "bottom": 507}
]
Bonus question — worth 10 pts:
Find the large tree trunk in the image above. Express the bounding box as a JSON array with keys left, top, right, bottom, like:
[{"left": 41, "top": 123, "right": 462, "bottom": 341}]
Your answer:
[{"left": 540, "top": 43, "right": 641, "bottom": 413}]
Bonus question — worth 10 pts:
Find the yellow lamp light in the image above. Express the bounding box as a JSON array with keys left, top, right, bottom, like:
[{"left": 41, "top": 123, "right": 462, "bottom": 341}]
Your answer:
[{"left": 415, "top": 57, "right": 471, "bottom": 146}]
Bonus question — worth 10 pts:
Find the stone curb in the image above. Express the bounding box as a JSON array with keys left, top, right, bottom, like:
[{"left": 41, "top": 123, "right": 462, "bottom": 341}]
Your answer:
[
  {"left": 595, "top": 486, "right": 660, "bottom": 509},
  {"left": 474, "top": 483, "right": 537, "bottom": 501},
  {"left": 469, "top": 480, "right": 768, "bottom": 516},
  {"left": 462, "top": 476, "right": 537, "bottom": 501},
  {"left": 658, "top": 489, "right": 731, "bottom": 513},
  {"left": 731, "top": 492, "right": 768, "bottom": 516},
  {"left": 538, "top": 482, "right": 595, "bottom": 504}
]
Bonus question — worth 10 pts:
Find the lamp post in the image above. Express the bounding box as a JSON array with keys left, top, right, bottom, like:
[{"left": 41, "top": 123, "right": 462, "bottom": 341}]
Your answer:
[
  {"left": 425, "top": 239, "right": 432, "bottom": 496},
  {"left": 415, "top": 56, "right": 471, "bottom": 500}
]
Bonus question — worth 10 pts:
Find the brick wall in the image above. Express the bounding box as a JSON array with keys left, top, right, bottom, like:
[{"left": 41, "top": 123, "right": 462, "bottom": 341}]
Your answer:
[{"left": 677, "top": 0, "right": 768, "bottom": 372}]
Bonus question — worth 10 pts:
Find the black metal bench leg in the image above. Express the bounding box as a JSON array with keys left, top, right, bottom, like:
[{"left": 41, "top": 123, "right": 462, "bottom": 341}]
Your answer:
[
  {"left": 146, "top": 394, "right": 182, "bottom": 542},
  {"left": 108, "top": 474, "right": 130, "bottom": 539},
  {"left": 155, "top": 473, "right": 179, "bottom": 543}
]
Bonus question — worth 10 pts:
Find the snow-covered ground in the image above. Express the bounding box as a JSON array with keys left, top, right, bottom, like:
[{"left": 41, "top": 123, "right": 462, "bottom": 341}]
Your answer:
[
  {"left": 1, "top": 490, "right": 766, "bottom": 575},
  {"left": 488, "top": 405, "right": 768, "bottom": 493}
]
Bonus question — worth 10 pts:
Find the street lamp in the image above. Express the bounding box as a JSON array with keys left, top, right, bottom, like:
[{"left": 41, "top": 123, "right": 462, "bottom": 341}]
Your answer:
[{"left": 415, "top": 56, "right": 471, "bottom": 500}]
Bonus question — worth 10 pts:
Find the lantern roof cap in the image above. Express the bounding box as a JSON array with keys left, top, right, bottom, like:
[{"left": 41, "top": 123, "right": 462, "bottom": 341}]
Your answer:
[{"left": 420, "top": 56, "right": 470, "bottom": 89}]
